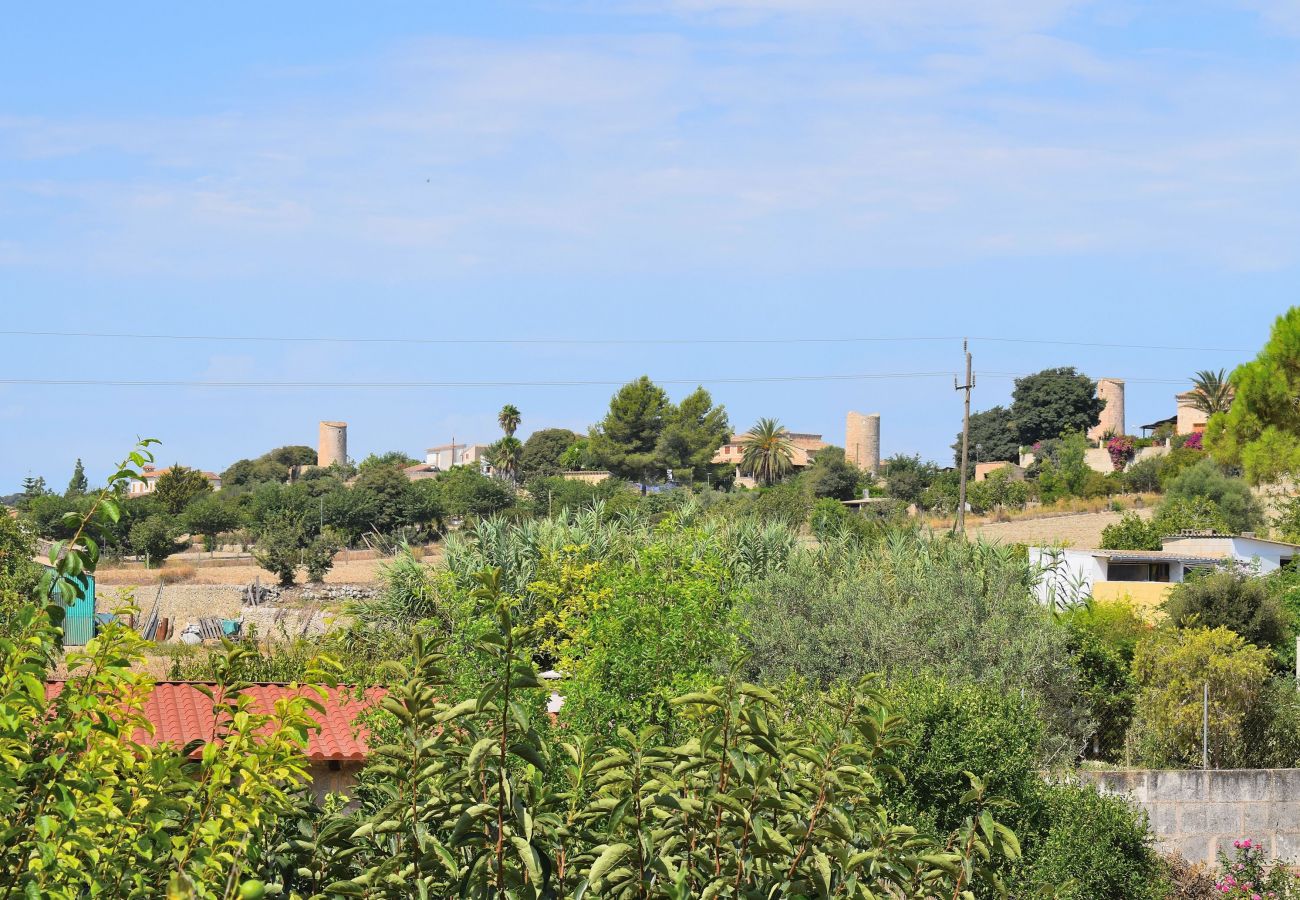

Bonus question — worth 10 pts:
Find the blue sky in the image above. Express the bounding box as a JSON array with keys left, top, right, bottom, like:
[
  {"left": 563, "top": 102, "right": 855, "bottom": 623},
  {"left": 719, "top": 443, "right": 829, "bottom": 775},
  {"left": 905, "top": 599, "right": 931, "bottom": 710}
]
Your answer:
[{"left": 2, "top": 1, "right": 1298, "bottom": 488}]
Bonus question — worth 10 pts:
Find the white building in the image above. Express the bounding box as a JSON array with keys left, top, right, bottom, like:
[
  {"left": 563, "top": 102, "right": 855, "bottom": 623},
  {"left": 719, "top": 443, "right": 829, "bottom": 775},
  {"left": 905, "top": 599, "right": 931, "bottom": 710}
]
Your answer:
[
  {"left": 425, "top": 442, "right": 493, "bottom": 474},
  {"left": 1030, "top": 534, "right": 1300, "bottom": 611},
  {"left": 127, "top": 465, "right": 222, "bottom": 496}
]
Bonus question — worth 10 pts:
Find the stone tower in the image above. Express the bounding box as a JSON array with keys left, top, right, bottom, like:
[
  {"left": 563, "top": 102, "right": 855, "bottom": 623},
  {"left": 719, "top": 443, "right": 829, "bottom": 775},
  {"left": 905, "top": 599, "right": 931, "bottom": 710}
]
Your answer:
[
  {"left": 1087, "top": 379, "right": 1126, "bottom": 441},
  {"left": 845, "top": 411, "right": 881, "bottom": 475},
  {"left": 318, "top": 421, "right": 348, "bottom": 468}
]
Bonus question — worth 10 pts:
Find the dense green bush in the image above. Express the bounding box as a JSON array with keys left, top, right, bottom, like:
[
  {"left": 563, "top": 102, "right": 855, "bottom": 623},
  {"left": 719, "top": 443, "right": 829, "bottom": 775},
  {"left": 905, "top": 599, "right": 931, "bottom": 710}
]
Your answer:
[
  {"left": 1022, "top": 782, "right": 1166, "bottom": 900},
  {"left": 1164, "top": 570, "right": 1288, "bottom": 654},
  {"left": 742, "top": 533, "right": 1091, "bottom": 760},
  {"left": 1163, "top": 458, "right": 1263, "bottom": 534},
  {"left": 1131, "top": 627, "right": 1272, "bottom": 768}
]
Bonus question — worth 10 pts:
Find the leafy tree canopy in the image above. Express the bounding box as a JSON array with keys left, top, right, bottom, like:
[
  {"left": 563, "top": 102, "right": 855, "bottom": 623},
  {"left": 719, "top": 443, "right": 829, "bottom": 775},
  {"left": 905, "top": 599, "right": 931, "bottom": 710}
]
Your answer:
[
  {"left": 357, "top": 450, "right": 417, "bottom": 473},
  {"left": 804, "top": 446, "right": 865, "bottom": 500},
  {"left": 1207, "top": 308, "right": 1300, "bottom": 483},
  {"left": 587, "top": 376, "right": 676, "bottom": 482},
  {"left": 1011, "top": 367, "right": 1103, "bottom": 446},
  {"left": 954, "top": 405, "right": 1020, "bottom": 467},
  {"left": 65, "top": 459, "right": 88, "bottom": 497},
  {"left": 1163, "top": 458, "right": 1262, "bottom": 534},
  {"left": 883, "top": 453, "right": 939, "bottom": 505},
  {"left": 153, "top": 465, "right": 213, "bottom": 515},
  {"left": 221, "top": 445, "right": 316, "bottom": 488},
  {"left": 654, "top": 386, "right": 731, "bottom": 482},
  {"left": 519, "top": 428, "right": 580, "bottom": 479}
]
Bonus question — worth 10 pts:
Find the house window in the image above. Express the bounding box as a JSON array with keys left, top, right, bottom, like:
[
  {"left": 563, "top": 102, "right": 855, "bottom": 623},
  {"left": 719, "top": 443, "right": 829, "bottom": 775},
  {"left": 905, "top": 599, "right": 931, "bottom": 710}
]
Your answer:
[{"left": 1108, "top": 562, "right": 1171, "bottom": 582}]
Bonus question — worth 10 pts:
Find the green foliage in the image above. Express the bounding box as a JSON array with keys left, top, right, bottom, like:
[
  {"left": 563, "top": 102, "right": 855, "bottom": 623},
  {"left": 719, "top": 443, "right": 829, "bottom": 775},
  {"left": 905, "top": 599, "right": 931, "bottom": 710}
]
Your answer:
[
  {"left": 967, "top": 468, "right": 1031, "bottom": 514},
  {"left": 253, "top": 512, "right": 312, "bottom": 587},
  {"left": 0, "top": 605, "right": 322, "bottom": 898},
  {"left": 1036, "top": 432, "right": 1091, "bottom": 504},
  {"left": 436, "top": 463, "right": 514, "bottom": 519},
  {"left": 1124, "top": 455, "right": 1166, "bottom": 493},
  {"left": 129, "top": 512, "right": 182, "bottom": 566},
  {"left": 557, "top": 541, "right": 745, "bottom": 741},
  {"left": 588, "top": 375, "right": 673, "bottom": 482},
  {"left": 956, "top": 405, "right": 1021, "bottom": 467},
  {"left": 1011, "top": 368, "right": 1104, "bottom": 446},
  {"left": 307, "top": 589, "right": 1021, "bottom": 899},
  {"left": 303, "top": 528, "right": 342, "bottom": 583},
  {"left": 738, "top": 417, "right": 795, "bottom": 487},
  {"left": 1205, "top": 307, "right": 1300, "bottom": 483},
  {"left": 182, "top": 492, "right": 242, "bottom": 551},
  {"left": 357, "top": 450, "right": 418, "bottom": 473},
  {"left": 1131, "top": 626, "right": 1273, "bottom": 768},
  {"left": 0, "top": 439, "right": 321, "bottom": 897},
  {"left": 498, "top": 402, "right": 522, "bottom": 437},
  {"left": 1063, "top": 619, "right": 1136, "bottom": 759},
  {"left": 1163, "top": 458, "right": 1263, "bottom": 534},
  {"left": 653, "top": 385, "right": 730, "bottom": 484},
  {"left": 489, "top": 435, "right": 524, "bottom": 482},
  {"left": 1100, "top": 496, "right": 1231, "bottom": 550},
  {"left": 0, "top": 514, "right": 41, "bottom": 634},
  {"left": 64, "top": 458, "right": 88, "bottom": 497},
  {"left": 153, "top": 464, "right": 214, "bottom": 514},
  {"left": 741, "top": 533, "right": 1090, "bottom": 761},
  {"left": 1022, "top": 783, "right": 1165, "bottom": 900},
  {"left": 883, "top": 453, "right": 938, "bottom": 505},
  {"left": 1163, "top": 570, "right": 1288, "bottom": 652},
  {"left": 520, "top": 427, "right": 580, "bottom": 479},
  {"left": 803, "top": 445, "right": 864, "bottom": 500},
  {"left": 221, "top": 444, "right": 317, "bottom": 488}
]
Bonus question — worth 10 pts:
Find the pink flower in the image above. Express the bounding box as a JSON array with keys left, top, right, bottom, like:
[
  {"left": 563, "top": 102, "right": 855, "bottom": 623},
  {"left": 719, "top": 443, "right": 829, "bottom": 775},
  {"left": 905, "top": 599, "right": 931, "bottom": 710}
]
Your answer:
[{"left": 1243, "top": 839, "right": 1253, "bottom": 849}]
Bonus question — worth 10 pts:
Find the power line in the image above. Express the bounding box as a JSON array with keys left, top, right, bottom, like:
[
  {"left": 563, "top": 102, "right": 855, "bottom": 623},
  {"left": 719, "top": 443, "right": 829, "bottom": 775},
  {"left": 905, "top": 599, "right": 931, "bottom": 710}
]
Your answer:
[
  {"left": 0, "top": 328, "right": 1248, "bottom": 353},
  {"left": 0, "top": 371, "right": 1192, "bottom": 389}
]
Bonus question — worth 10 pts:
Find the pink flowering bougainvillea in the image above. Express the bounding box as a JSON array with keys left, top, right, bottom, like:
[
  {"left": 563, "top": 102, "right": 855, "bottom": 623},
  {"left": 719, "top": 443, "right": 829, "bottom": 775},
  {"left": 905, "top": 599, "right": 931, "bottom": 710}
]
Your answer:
[
  {"left": 1107, "top": 435, "right": 1136, "bottom": 471},
  {"left": 1185, "top": 431, "right": 1205, "bottom": 451},
  {"left": 1214, "top": 839, "right": 1300, "bottom": 899}
]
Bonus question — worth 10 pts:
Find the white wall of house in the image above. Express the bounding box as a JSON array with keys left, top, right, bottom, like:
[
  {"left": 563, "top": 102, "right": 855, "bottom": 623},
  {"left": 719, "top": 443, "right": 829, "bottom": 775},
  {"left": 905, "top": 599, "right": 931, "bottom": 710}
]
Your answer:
[
  {"left": 1029, "top": 548, "right": 1108, "bottom": 605},
  {"left": 1161, "top": 536, "right": 1295, "bottom": 574}
]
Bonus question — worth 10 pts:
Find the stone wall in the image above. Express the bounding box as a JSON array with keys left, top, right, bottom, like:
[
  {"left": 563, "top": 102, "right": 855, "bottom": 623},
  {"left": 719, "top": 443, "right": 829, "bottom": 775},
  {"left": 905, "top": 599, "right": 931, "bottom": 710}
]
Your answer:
[{"left": 1079, "top": 769, "right": 1300, "bottom": 866}]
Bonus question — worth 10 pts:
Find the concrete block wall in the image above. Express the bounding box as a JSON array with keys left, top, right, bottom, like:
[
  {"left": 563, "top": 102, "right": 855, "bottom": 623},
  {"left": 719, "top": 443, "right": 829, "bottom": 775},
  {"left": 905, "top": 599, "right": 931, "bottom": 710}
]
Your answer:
[{"left": 1079, "top": 769, "right": 1300, "bottom": 866}]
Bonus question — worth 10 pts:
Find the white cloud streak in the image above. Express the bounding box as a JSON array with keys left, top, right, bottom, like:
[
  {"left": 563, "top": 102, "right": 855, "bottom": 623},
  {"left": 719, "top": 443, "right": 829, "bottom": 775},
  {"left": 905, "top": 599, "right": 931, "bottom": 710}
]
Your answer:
[{"left": 0, "top": 15, "right": 1298, "bottom": 278}]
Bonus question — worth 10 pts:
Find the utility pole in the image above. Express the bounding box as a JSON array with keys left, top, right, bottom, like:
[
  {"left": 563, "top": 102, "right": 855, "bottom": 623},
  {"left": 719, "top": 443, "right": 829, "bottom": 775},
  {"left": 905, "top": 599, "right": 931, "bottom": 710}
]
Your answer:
[{"left": 955, "top": 339, "right": 974, "bottom": 535}]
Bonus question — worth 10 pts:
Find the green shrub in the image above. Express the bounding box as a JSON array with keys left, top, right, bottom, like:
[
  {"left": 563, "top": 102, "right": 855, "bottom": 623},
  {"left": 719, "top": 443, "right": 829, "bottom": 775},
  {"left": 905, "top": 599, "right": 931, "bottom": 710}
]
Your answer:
[
  {"left": 128, "top": 513, "right": 181, "bottom": 567},
  {"left": 1163, "top": 458, "right": 1263, "bottom": 534},
  {"left": 1021, "top": 783, "right": 1166, "bottom": 900},
  {"left": 1125, "top": 456, "right": 1165, "bottom": 493},
  {"left": 1131, "top": 626, "right": 1272, "bottom": 768},
  {"left": 1163, "top": 570, "right": 1287, "bottom": 653}
]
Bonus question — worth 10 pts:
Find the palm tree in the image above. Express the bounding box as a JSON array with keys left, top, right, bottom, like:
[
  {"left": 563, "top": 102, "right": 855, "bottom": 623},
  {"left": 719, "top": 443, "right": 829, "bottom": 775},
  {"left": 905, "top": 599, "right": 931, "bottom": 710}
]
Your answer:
[
  {"left": 1189, "top": 369, "right": 1233, "bottom": 415},
  {"left": 489, "top": 436, "right": 523, "bottom": 483},
  {"left": 498, "top": 404, "right": 522, "bottom": 438},
  {"left": 739, "top": 418, "right": 795, "bottom": 487}
]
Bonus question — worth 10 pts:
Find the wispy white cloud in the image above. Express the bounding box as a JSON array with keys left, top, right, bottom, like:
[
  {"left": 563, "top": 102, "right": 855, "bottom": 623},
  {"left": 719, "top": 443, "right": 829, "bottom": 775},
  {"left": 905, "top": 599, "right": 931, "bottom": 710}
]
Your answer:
[{"left": 0, "top": 18, "right": 1298, "bottom": 278}]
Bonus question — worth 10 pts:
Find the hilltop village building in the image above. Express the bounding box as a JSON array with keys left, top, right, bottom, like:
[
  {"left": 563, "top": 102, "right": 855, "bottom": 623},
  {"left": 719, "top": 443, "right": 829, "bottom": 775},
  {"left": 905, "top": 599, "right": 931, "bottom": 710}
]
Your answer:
[{"left": 127, "top": 465, "right": 222, "bottom": 495}]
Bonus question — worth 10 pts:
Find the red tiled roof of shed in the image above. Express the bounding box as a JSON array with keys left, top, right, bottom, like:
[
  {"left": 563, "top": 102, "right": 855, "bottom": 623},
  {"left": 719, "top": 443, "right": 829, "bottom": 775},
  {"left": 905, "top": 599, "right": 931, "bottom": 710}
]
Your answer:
[{"left": 44, "top": 681, "right": 382, "bottom": 762}]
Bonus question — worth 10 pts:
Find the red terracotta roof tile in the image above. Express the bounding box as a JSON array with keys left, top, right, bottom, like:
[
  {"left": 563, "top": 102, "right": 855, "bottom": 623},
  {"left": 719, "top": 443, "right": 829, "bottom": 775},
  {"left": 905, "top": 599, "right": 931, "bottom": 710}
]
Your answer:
[{"left": 44, "top": 681, "right": 382, "bottom": 762}]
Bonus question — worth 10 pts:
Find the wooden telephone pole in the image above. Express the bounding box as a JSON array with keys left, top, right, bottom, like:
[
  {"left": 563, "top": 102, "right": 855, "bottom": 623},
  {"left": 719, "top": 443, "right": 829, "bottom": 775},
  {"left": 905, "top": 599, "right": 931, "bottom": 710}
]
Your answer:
[{"left": 955, "top": 340, "right": 975, "bottom": 535}]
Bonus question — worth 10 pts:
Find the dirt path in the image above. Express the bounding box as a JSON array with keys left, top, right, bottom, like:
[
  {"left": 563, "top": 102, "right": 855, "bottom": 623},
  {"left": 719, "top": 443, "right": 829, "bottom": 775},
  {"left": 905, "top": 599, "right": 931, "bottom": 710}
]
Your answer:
[{"left": 969, "top": 507, "right": 1154, "bottom": 548}]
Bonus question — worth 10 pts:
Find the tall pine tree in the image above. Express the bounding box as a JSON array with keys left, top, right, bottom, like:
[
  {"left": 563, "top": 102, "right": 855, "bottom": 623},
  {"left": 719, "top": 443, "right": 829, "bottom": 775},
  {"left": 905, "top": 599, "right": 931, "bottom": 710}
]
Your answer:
[{"left": 66, "top": 459, "right": 88, "bottom": 496}]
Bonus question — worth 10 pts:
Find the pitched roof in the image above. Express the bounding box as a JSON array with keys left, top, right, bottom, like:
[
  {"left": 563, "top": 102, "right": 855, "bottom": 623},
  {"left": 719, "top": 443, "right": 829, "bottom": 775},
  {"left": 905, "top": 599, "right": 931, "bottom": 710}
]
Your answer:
[{"left": 44, "top": 681, "right": 381, "bottom": 762}]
